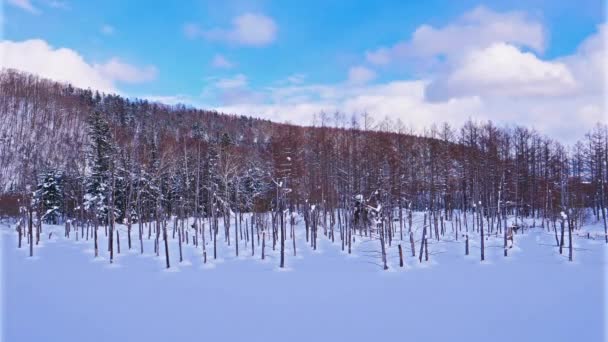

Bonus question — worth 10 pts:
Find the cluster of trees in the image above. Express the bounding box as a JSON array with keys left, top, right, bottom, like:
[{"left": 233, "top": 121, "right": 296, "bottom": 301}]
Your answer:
[{"left": 2, "top": 69, "right": 606, "bottom": 268}]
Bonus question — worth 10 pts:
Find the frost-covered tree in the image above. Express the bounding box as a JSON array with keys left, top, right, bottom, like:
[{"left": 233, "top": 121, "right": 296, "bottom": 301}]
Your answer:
[
  {"left": 84, "top": 111, "right": 114, "bottom": 222},
  {"left": 241, "top": 161, "right": 268, "bottom": 211},
  {"left": 34, "top": 169, "right": 64, "bottom": 224}
]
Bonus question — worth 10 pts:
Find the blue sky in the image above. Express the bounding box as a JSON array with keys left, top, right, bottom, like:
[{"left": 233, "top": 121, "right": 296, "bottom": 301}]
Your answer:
[{"left": 1, "top": 0, "right": 606, "bottom": 141}]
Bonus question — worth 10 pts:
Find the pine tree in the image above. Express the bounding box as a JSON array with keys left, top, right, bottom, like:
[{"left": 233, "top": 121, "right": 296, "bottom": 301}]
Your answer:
[
  {"left": 34, "top": 169, "right": 64, "bottom": 224},
  {"left": 113, "top": 151, "right": 132, "bottom": 223},
  {"left": 84, "top": 111, "right": 114, "bottom": 222},
  {"left": 241, "top": 161, "right": 268, "bottom": 211},
  {"left": 220, "top": 132, "right": 233, "bottom": 149}
]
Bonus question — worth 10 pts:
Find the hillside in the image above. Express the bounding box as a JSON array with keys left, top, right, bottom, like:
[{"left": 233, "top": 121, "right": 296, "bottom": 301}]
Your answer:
[
  {"left": 1, "top": 69, "right": 606, "bottom": 231},
  {"left": 0, "top": 69, "right": 277, "bottom": 193}
]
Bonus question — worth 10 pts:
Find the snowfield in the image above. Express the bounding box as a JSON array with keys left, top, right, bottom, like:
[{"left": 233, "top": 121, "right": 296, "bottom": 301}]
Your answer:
[{"left": 2, "top": 214, "right": 607, "bottom": 342}]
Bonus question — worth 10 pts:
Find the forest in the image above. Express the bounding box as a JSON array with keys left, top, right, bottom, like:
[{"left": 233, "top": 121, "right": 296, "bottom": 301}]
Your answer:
[{"left": 1, "top": 68, "right": 607, "bottom": 270}]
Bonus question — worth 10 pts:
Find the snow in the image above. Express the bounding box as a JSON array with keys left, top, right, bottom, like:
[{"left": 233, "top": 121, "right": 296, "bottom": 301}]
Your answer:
[{"left": 1, "top": 214, "right": 606, "bottom": 342}]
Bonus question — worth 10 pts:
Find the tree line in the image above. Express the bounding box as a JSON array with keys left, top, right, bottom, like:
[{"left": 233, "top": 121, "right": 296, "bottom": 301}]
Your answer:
[{"left": 1, "top": 69, "right": 606, "bottom": 268}]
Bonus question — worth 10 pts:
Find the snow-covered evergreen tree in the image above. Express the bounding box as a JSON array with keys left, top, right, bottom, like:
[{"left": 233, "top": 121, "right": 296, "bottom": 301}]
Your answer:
[
  {"left": 34, "top": 169, "right": 64, "bottom": 224},
  {"left": 84, "top": 111, "right": 114, "bottom": 222},
  {"left": 240, "top": 161, "right": 268, "bottom": 211},
  {"left": 220, "top": 132, "right": 233, "bottom": 148}
]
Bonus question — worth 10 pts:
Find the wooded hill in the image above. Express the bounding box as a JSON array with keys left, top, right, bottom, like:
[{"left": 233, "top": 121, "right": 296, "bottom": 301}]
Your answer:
[{"left": 1, "top": 68, "right": 606, "bottom": 241}]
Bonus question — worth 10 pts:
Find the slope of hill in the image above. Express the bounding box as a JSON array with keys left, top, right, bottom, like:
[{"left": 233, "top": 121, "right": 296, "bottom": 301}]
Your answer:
[
  {"left": 0, "top": 69, "right": 276, "bottom": 193},
  {"left": 1, "top": 69, "right": 606, "bottom": 232}
]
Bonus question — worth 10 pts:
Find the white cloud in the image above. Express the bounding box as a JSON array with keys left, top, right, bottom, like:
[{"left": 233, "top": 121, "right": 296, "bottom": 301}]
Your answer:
[
  {"left": 352, "top": 6, "right": 601, "bottom": 142},
  {"left": 1, "top": 39, "right": 115, "bottom": 91},
  {"left": 196, "top": 74, "right": 269, "bottom": 106},
  {"left": 426, "top": 43, "right": 578, "bottom": 101},
  {"left": 421, "top": 23, "right": 605, "bottom": 137},
  {"left": 285, "top": 73, "right": 306, "bottom": 85},
  {"left": 208, "top": 21, "right": 604, "bottom": 142},
  {"left": 365, "top": 6, "right": 544, "bottom": 66},
  {"left": 214, "top": 80, "right": 483, "bottom": 129},
  {"left": 101, "top": 24, "right": 115, "bottom": 35},
  {"left": 561, "top": 23, "right": 606, "bottom": 96},
  {"left": 214, "top": 74, "right": 248, "bottom": 89},
  {"left": 210, "top": 74, "right": 601, "bottom": 143},
  {"left": 273, "top": 73, "right": 307, "bottom": 86},
  {"left": 211, "top": 54, "right": 234, "bottom": 69},
  {"left": 365, "top": 48, "right": 391, "bottom": 65},
  {"left": 101, "top": 19, "right": 608, "bottom": 144},
  {"left": 47, "top": 1, "right": 69, "bottom": 10},
  {"left": 204, "top": 74, "right": 265, "bottom": 105},
  {"left": 0, "top": 39, "right": 157, "bottom": 92},
  {"left": 94, "top": 58, "right": 157, "bottom": 84},
  {"left": 8, "top": 0, "right": 40, "bottom": 14},
  {"left": 186, "top": 13, "right": 277, "bottom": 47},
  {"left": 347, "top": 66, "right": 376, "bottom": 85}
]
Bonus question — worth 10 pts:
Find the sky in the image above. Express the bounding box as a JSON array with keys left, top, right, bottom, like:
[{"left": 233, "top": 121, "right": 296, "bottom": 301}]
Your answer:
[{"left": 1, "top": 0, "right": 606, "bottom": 143}]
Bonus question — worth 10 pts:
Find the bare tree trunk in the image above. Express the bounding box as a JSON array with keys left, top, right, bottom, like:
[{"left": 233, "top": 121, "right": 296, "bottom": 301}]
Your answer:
[
  {"left": 139, "top": 216, "right": 144, "bottom": 254},
  {"left": 109, "top": 220, "right": 114, "bottom": 264},
  {"left": 568, "top": 217, "right": 573, "bottom": 262},
  {"left": 601, "top": 201, "right": 608, "bottom": 244},
  {"left": 291, "top": 213, "right": 296, "bottom": 256},
  {"left": 380, "top": 221, "right": 388, "bottom": 270},
  {"left": 235, "top": 213, "right": 239, "bottom": 257},
  {"left": 28, "top": 207, "right": 33, "bottom": 257},
  {"left": 419, "top": 213, "right": 427, "bottom": 263},
  {"left": 261, "top": 229, "right": 266, "bottom": 260},
  {"left": 94, "top": 217, "right": 98, "bottom": 258},
  {"left": 559, "top": 219, "right": 565, "bottom": 255},
  {"left": 251, "top": 215, "right": 255, "bottom": 256},
  {"left": 409, "top": 230, "right": 415, "bottom": 257},
  {"left": 280, "top": 207, "right": 285, "bottom": 268},
  {"left": 164, "top": 217, "right": 170, "bottom": 269},
  {"left": 304, "top": 206, "right": 309, "bottom": 243},
  {"left": 201, "top": 218, "right": 207, "bottom": 263},
  {"left": 480, "top": 205, "right": 485, "bottom": 261},
  {"left": 36, "top": 216, "right": 41, "bottom": 245},
  {"left": 213, "top": 219, "right": 217, "bottom": 260},
  {"left": 178, "top": 222, "right": 183, "bottom": 263},
  {"left": 347, "top": 213, "right": 351, "bottom": 254},
  {"left": 340, "top": 210, "right": 345, "bottom": 251},
  {"left": 109, "top": 172, "right": 115, "bottom": 264},
  {"left": 553, "top": 219, "right": 559, "bottom": 247},
  {"left": 399, "top": 201, "right": 403, "bottom": 241},
  {"left": 127, "top": 219, "right": 132, "bottom": 250},
  {"left": 17, "top": 222, "right": 22, "bottom": 248}
]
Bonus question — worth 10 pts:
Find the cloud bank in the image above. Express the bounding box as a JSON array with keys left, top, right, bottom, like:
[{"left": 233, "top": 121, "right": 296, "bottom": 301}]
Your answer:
[{"left": 0, "top": 39, "right": 158, "bottom": 93}]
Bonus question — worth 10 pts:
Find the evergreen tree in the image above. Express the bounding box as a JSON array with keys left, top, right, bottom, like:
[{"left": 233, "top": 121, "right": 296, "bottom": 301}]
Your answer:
[
  {"left": 84, "top": 111, "right": 114, "bottom": 221},
  {"left": 34, "top": 169, "right": 64, "bottom": 224},
  {"left": 220, "top": 132, "right": 233, "bottom": 149},
  {"left": 241, "top": 161, "right": 268, "bottom": 211}
]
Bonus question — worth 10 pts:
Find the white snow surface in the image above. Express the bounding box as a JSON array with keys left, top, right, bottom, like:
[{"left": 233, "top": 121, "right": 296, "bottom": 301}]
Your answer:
[{"left": 1, "top": 213, "right": 606, "bottom": 342}]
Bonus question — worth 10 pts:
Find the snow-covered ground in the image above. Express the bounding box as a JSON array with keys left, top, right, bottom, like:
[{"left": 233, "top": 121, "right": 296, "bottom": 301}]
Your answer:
[{"left": 2, "top": 214, "right": 606, "bottom": 342}]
